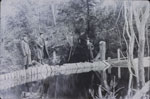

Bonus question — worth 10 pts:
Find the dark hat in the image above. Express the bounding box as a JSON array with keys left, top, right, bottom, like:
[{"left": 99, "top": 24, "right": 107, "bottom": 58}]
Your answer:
[
  {"left": 40, "top": 32, "right": 44, "bottom": 35},
  {"left": 22, "top": 34, "right": 27, "bottom": 37}
]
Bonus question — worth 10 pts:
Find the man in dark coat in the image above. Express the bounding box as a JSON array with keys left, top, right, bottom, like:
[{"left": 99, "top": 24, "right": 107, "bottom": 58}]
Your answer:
[
  {"left": 21, "top": 35, "right": 32, "bottom": 69},
  {"left": 36, "top": 32, "right": 49, "bottom": 64},
  {"left": 77, "top": 32, "right": 94, "bottom": 62}
]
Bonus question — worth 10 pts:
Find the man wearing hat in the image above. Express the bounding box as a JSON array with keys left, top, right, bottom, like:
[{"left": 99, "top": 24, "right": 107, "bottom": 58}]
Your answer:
[
  {"left": 21, "top": 34, "right": 32, "bottom": 69},
  {"left": 36, "top": 32, "right": 49, "bottom": 64}
]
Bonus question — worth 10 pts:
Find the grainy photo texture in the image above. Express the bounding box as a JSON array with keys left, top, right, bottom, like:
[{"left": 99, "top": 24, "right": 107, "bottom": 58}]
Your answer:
[{"left": 0, "top": 0, "right": 150, "bottom": 99}]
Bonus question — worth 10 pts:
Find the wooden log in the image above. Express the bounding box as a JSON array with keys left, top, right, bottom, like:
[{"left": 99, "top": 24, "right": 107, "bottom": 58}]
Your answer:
[
  {"left": 100, "top": 41, "right": 106, "bottom": 61},
  {"left": 0, "top": 61, "right": 110, "bottom": 90},
  {"left": 93, "top": 41, "right": 106, "bottom": 61},
  {"left": 117, "top": 49, "right": 121, "bottom": 79},
  {"left": 107, "top": 57, "right": 111, "bottom": 74},
  {"left": 99, "top": 41, "right": 109, "bottom": 90},
  {"left": 117, "top": 49, "right": 120, "bottom": 61},
  {"left": 109, "top": 57, "right": 150, "bottom": 68},
  {"left": 128, "top": 73, "right": 133, "bottom": 95}
]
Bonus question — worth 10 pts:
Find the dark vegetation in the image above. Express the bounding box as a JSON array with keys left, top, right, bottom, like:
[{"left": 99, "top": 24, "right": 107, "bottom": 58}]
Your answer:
[{"left": 1, "top": 0, "right": 150, "bottom": 99}]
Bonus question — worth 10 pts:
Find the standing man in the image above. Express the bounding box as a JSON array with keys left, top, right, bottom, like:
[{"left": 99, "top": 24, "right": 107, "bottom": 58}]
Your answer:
[
  {"left": 36, "top": 32, "right": 49, "bottom": 64},
  {"left": 21, "top": 34, "right": 32, "bottom": 69},
  {"left": 77, "top": 32, "right": 87, "bottom": 62},
  {"left": 87, "top": 37, "right": 94, "bottom": 61}
]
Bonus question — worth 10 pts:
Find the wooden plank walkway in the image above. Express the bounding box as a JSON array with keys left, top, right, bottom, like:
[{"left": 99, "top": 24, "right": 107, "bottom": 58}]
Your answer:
[
  {"left": 0, "top": 61, "right": 110, "bottom": 90},
  {"left": 107, "top": 57, "right": 150, "bottom": 79},
  {"left": 109, "top": 57, "right": 150, "bottom": 68},
  {"left": 0, "top": 56, "right": 149, "bottom": 90},
  {"left": 0, "top": 40, "right": 149, "bottom": 90}
]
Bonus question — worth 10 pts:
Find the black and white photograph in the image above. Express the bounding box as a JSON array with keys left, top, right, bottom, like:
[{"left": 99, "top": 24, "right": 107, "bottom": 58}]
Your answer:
[{"left": 0, "top": 0, "right": 150, "bottom": 99}]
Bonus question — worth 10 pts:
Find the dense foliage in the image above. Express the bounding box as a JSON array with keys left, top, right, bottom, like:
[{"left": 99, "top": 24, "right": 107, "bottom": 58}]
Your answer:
[{"left": 1, "top": 0, "right": 150, "bottom": 99}]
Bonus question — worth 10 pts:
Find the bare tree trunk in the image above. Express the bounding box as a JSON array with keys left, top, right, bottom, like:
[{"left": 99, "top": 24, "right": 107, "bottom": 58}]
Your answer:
[
  {"left": 133, "top": 1, "right": 149, "bottom": 87},
  {"left": 0, "top": 0, "right": 5, "bottom": 57},
  {"left": 138, "top": 28, "right": 146, "bottom": 87},
  {"left": 124, "top": 1, "right": 149, "bottom": 89},
  {"left": 128, "top": 3, "right": 136, "bottom": 93},
  {"left": 124, "top": 2, "right": 136, "bottom": 93},
  {"left": 86, "top": 0, "right": 90, "bottom": 35},
  {"left": 51, "top": 3, "right": 56, "bottom": 26}
]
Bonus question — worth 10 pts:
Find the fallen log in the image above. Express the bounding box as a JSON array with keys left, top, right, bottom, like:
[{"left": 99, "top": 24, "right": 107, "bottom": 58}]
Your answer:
[{"left": 0, "top": 61, "right": 110, "bottom": 90}]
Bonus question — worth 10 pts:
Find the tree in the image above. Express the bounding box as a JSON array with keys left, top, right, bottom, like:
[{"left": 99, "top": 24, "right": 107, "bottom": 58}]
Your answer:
[
  {"left": 133, "top": 1, "right": 149, "bottom": 88},
  {"left": 124, "top": 0, "right": 150, "bottom": 90},
  {"left": 124, "top": 1, "right": 136, "bottom": 95}
]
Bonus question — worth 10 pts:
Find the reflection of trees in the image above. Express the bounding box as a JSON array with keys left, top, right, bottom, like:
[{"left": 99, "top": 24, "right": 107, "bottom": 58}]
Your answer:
[{"left": 124, "top": 1, "right": 150, "bottom": 98}]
